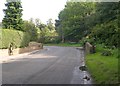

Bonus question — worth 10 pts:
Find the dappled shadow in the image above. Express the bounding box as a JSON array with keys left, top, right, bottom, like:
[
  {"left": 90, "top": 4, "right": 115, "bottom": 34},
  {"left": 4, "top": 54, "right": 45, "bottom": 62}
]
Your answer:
[
  {"left": 2, "top": 47, "right": 59, "bottom": 64},
  {"left": 2, "top": 56, "right": 57, "bottom": 64},
  {"left": 2, "top": 56, "right": 58, "bottom": 84}
]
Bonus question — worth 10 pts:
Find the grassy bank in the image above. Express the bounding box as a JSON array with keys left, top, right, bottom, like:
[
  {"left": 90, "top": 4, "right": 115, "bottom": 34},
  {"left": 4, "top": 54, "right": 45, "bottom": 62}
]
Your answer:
[
  {"left": 44, "top": 43, "right": 81, "bottom": 47},
  {"left": 85, "top": 44, "right": 118, "bottom": 84}
]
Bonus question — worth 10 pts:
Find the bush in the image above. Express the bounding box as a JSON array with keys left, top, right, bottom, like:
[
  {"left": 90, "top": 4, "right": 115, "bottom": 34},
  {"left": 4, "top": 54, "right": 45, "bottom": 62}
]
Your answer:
[
  {"left": 79, "top": 37, "right": 95, "bottom": 47},
  {"left": 22, "top": 20, "right": 38, "bottom": 41},
  {"left": 96, "top": 44, "right": 105, "bottom": 52},
  {"left": 90, "top": 19, "right": 118, "bottom": 47},
  {"left": 0, "top": 29, "right": 31, "bottom": 49},
  {"left": 101, "top": 49, "right": 113, "bottom": 56},
  {"left": 79, "top": 37, "right": 88, "bottom": 46}
]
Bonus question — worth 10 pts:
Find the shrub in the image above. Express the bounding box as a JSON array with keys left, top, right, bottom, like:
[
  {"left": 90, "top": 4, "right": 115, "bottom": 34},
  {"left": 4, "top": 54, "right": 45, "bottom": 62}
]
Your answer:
[
  {"left": 96, "top": 44, "right": 105, "bottom": 52},
  {"left": 22, "top": 20, "right": 38, "bottom": 41},
  {"left": 90, "top": 19, "right": 118, "bottom": 47},
  {"left": 79, "top": 37, "right": 96, "bottom": 47},
  {"left": 101, "top": 49, "right": 113, "bottom": 56},
  {"left": 79, "top": 37, "right": 88, "bottom": 46},
  {"left": 0, "top": 29, "right": 31, "bottom": 49}
]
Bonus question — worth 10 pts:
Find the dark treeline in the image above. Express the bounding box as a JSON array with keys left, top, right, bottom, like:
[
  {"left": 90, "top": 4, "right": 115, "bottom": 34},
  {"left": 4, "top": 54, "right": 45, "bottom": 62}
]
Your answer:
[{"left": 55, "top": 1, "right": 119, "bottom": 47}]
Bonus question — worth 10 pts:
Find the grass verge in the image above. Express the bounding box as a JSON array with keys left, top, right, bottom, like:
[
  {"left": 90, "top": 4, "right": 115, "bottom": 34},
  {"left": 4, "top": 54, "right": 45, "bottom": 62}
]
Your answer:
[
  {"left": 44, "top": 43, "right": 81, "bottom": 47},
  {"left": 85, "top": 46, "right": 118, "bottom": 84}
]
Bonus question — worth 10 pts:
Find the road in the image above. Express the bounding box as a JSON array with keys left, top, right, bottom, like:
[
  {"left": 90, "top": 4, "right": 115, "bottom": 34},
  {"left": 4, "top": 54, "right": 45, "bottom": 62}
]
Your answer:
[{"left": 2, "top": 46, "right": 91, "bottom": 84}]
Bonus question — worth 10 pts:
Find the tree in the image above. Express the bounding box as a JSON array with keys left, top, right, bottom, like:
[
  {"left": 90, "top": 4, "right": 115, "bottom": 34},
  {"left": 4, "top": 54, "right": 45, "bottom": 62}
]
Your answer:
[
  {"left": 55, "top": 19, "right": 64, "bottom": 42},
  {"left": 96, "top": 2, "right": 118, "bottom": 24},
  {"left": 35, "top": 18, "right": 41, "bottom": 28},
  {"left": 91, "top": 2, "right": 119, "bottom": 47},
  {"left": 55, "top": 1, "right": 119, "bottom": 47},
  {"left": 34, "top": 18, "right": 58, "bottom": 43},
  {"left": 22, "top": 20, "right": 38, "bottom": 41},
  {"left": 55, "top": 2, "right": 95, "bottom": 42},
  {"left": 2, "top": 0, "right": 23, "bottom": 30},
  {"left": 34, "top": 18, "right": 47, "bottom": 31},
  {"left": 0, "top": 22, "right": 2, "bottom": 28},
  {"left": 47, "top": 18, "right": 54, "bottom": 31}
]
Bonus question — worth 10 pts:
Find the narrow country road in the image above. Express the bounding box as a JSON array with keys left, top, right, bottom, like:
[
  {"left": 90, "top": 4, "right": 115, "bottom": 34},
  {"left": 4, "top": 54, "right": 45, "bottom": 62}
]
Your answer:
[{"left": 2, "top": 46, "right": 90, "bottom": 84}]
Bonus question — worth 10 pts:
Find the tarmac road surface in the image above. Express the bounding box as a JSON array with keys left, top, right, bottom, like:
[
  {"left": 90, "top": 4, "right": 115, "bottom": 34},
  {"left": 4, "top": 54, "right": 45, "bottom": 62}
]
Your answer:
[{"left": 2, "top": 46, "right": 92, "bottom": 84}]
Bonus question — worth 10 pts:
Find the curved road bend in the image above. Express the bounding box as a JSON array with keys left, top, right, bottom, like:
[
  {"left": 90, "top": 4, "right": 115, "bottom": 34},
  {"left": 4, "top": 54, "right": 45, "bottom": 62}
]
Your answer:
[{"left": 2, "top": 46, "right": 89, "bottom": 84}]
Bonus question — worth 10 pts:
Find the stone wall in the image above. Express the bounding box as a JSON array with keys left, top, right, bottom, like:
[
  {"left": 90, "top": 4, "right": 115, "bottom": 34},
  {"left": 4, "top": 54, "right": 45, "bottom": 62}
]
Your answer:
[
  {"left": 0, "top": 42, "right": 43, "bottom": 57},
  {"left": 85, "top": 42, "right": 95, "bottom": 54}
]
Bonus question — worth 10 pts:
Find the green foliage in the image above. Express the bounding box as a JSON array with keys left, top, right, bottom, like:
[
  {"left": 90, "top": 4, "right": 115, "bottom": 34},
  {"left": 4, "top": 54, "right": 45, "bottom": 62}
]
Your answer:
[
  {"left": 38, "top": 26, "right": 58, "bottom": 43},
  {"left": 95, "top": 44, "right": 105, "bottom": 52},
  {"left": 86, "top": 43, "right": 119, "bottom": 84},
  {"left": 91, "top": 19, "right": 118, "bottom": 47},
  {"left": 89, "top": 2, "right": 119, "bottom": 47},
  {"left": 101, "top": 49, "right": 113, "bottom": 56},
  {"left": 35, "top": 18, "right": 58, "bottom": 43},
  {"left": 22, "top": 20, "right": 38, "bottom": 41},
  {"left": 94, "top": 44, "right": 119, "bottom": 58},
  {"left": 86, "top": 52, "right": 118, "bottom": 84},
  {"left": 79, "top": 37, "right": 88, "bottom": 46},
  {"left": 55, "top": 2, "right": 118, "bottom": 48},
  {"left": 96, "top": 2, "right": 118, "bottom": 24},
  {"left": 47, "top": 19, "right": 54, "bottom": 31},
  {"left": 2, "top": 0, "right": 23, "bottom": 30},
  {"left": 79, "top": 37, "right": 95, "bottom": 46},
  {"left": 0, "top": 22, "right": 2, "bottom": 28},
  {"left": 0, "top": 29, "right": 31, "bottom": 49},
  {"left": 45, "top": 42, "right": 81, "bottom": 47},
  {"left": 55, "top": 2, "right": 96, "bottom": 42}
]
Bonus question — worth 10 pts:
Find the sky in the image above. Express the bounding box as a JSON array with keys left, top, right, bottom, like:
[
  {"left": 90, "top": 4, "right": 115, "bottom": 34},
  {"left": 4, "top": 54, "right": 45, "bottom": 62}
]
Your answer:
[{"left": 0, "top": 0, "right": 67, "bottom": 24}]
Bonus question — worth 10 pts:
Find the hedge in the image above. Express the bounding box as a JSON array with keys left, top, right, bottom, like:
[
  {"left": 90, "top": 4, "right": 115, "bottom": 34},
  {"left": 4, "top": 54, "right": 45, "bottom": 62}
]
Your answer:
[{"left": 0, "top": 29, "right": 31, "bottom": 49}]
